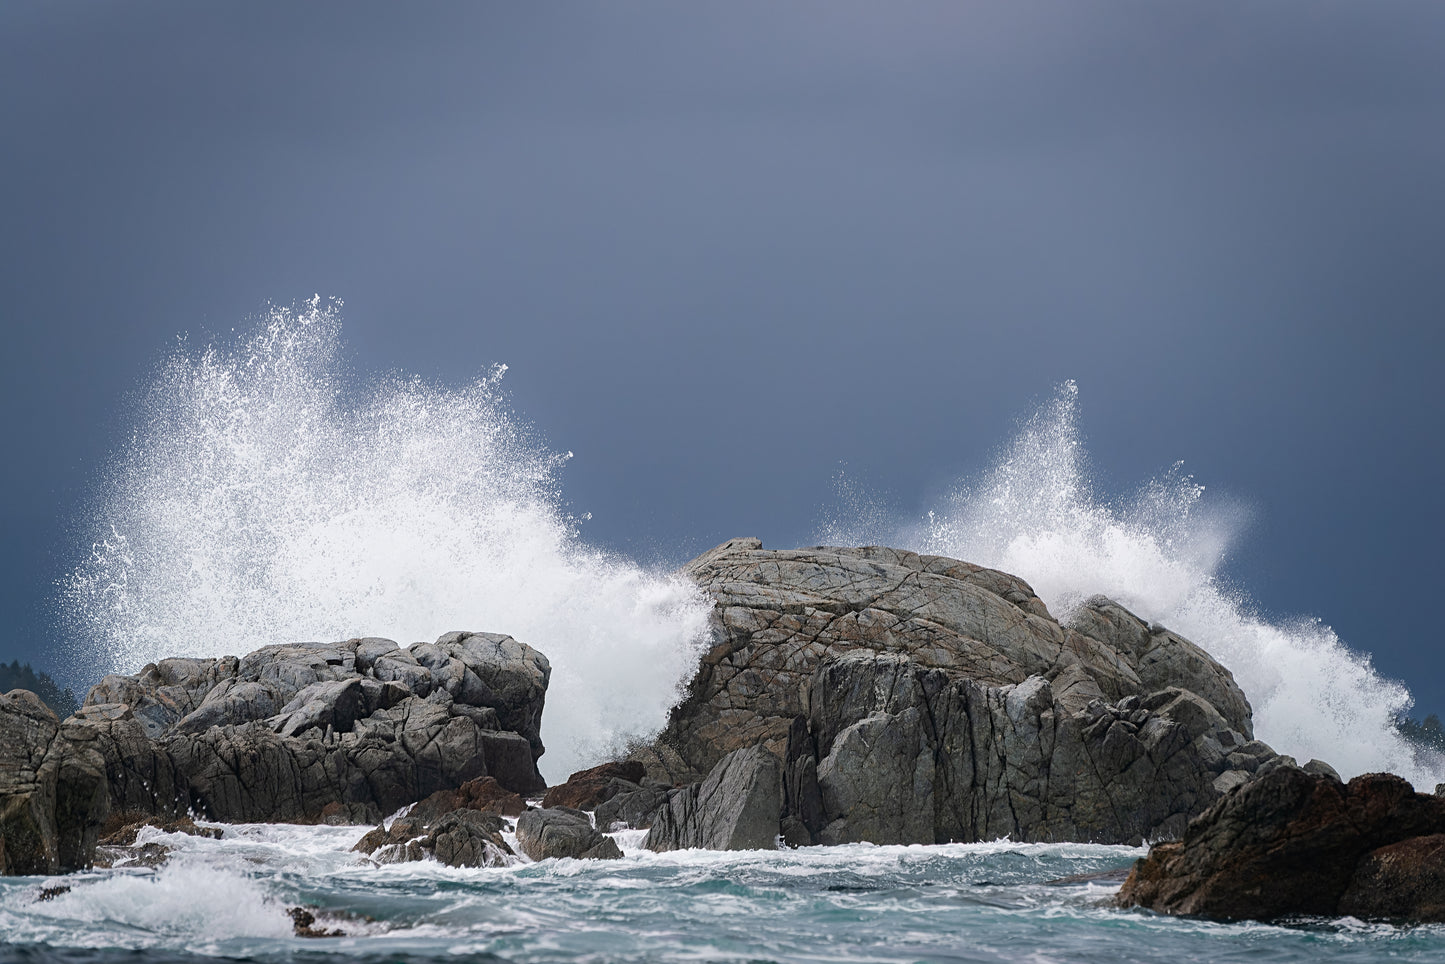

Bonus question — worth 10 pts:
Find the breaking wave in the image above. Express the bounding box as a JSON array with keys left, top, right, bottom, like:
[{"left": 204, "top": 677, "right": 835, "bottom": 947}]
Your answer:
[
  {"left": 60, "top": 299, "right": 711, "bottom": 782},
  {"left": 820, "top": 381, "right": 1442, "bottom": 789}
]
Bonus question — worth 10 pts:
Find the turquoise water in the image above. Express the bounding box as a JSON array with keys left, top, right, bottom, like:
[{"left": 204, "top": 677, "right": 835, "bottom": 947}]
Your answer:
[{"left": 2, "top": 822, "right": 1441, "bottom": 963}]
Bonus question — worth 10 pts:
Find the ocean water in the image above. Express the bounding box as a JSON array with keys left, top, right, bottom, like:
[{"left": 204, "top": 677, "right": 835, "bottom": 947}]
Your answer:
[{"left": 4, "top": 821, "right": 1443, "bottom": 964}]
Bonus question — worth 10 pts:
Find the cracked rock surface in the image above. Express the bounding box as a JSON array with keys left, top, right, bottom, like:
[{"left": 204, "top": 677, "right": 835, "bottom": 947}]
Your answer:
[
  {"left": 635, "top": 538, "right": 1283, "bottom": 846},
  {"left": 1, "top": 631, "right": 550, "bottom": 874}
]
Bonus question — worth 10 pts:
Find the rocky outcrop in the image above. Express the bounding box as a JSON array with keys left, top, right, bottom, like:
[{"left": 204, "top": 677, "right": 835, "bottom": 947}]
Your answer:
[
  {"left": 1, "top": 631, "right": 551, "bottom": 875},
  {"left": 515, "top": 808, "right": 622, "bottom": 861},
  {"left": 81, "top": 632, "right": 550, "bottom": 825},
  {"left": 644, "top": 745, "right": 782, "bottom": 852},
  {"left": 406, "top": 775, "right": 528, "bottom": 819},
  {"left": 637, "top": 539, "right": 1280, "bottom": 846},
  {"left": 1116, "top": 767, "right": 1445, "bottom": 921}
]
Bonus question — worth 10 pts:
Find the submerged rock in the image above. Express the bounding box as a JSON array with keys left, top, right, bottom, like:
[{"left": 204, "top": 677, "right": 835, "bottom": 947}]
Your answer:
[{"left": 1116, "top": 767, "right": 1445, "bottom": 921}]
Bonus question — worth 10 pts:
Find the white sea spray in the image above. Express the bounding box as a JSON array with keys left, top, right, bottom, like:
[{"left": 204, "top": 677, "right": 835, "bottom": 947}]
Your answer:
[
  {"left": 821, "top": 381, "right": 1443, "bottom": 789},
  {"left": 60, "top": 299, "right": 711, "bottom": 782}
]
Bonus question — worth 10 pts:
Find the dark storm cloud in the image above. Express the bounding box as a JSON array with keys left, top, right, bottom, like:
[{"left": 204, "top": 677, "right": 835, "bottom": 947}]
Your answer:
[{"left": 1, "top": 2, "right": 1442, "bottom": 712}]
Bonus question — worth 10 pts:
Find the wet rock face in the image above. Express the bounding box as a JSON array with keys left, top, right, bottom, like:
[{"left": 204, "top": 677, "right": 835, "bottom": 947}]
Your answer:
[
  {"left": 354, "top": 809, "right": 515, "bottom": 869},
  {"left": 638, "top": 539, "right": 1274, "bottom": 847},
  {"left": 515, "top": 808, "right": 622, "bottom": 861},
  {"left": 0, "top": 690, "right": 67, "bottom": 875},
  {"left": 542, "top": 761, "right": 648, "bottom": 811},
  {"left": 0, "top": 690, "right": 125, "bottom": 876},
  {"left": 1117, "top": 768, "right": 1445, "bottom": 921},
  {"left": 644, "top": 744, "right": 782, "bottom": 853},
  {"left": 80, "top": 632, "right": 551, "bottom": 826}
]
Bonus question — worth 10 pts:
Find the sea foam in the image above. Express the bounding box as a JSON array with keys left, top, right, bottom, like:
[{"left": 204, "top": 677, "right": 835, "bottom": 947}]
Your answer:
[
  {"left": 60, "top": 299, "right": 711, "bottom": 782},
  {"left": 820, "top": 381, "right": 1442, "bottom": 789}
]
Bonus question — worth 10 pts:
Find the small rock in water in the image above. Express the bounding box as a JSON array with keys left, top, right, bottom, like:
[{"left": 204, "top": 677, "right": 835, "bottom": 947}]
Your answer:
[
  {"left": 354, "top": 809, "right": 515, "bottom": 868},
  {"left": 541, "top": 761, "right": 647, "bottom": 811},
  {"left": 287, "top": 906, "right": 345, "bottom": 939},
  {"left": 515, "top": 808, "right": 622, "bottom": 860}
]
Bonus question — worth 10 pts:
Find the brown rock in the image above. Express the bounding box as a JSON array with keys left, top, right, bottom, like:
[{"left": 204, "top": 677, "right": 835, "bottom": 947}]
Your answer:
[
  {"left": 542, "top": 761, "right": 646, "bottom": 811},
  {"left": 1117, "top": 767, "right": 1445, "bottom": 920},
  {"left": 1340, "top": 834, "right": 1445, "bottom": 921},
  {"left": 409, "top": 776, "right": 527, "bottom": 821}
]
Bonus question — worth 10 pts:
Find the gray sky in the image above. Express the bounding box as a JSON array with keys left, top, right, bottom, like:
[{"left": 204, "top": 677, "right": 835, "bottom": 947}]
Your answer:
[{"left": 3, "top": 3, "right": 1444, "bottom": 714}]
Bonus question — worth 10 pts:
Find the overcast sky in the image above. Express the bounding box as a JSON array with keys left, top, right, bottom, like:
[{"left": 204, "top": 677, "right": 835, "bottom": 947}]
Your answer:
[{"left": 3, "top": 2, "right": 1443, "bottom": 713}]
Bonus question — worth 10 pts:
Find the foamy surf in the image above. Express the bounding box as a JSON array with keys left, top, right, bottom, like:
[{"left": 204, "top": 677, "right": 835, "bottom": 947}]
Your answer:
[
  {"left": 2, "top": 823, "right": 1440, "bottom": 963},
  {"left": 819, "top": 381, "right": 1444, "bottom": 790}
]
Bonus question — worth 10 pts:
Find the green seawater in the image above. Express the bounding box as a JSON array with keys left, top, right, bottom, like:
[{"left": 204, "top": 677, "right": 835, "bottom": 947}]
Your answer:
[{"left": 1, "top": 822, "right": 1439, "bottom": 963}]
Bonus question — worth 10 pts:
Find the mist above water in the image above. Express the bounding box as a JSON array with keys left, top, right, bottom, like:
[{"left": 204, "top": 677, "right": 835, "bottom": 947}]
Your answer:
[
  {"left": 820, "top": 382, "right": 1441, "bottom": 790},
  {"left": 61, "top": 300, "right": 711, "bottom": 782}
]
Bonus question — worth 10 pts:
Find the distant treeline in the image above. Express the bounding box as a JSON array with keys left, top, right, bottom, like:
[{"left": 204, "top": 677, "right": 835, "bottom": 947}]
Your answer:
[
  {"left": 1395, "top": 714, "right": 1445, "bottom": 755},
  {"left": 0, "top": 660, "right": 79, "bottom": 718}
]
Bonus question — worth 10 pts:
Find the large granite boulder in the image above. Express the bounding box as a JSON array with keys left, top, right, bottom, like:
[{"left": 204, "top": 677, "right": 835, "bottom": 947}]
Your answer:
[
  {"left": 1116, "top": 767, "right": 1445, "bottom": 920},
  {"left": 636, "top": 539, "right": 1277, "bottom": 846}
]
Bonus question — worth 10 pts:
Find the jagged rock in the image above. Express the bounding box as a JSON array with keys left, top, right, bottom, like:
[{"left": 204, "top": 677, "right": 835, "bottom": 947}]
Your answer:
[
  {"left": 81, "top": 633, "right": 550, "bottom": 826},
  {"left": 640, "top": 539, "right": 1274, "bottom": 847},
  {"left": 0, "top": 691, "right": 131, "bottom": 875},
  {"left": 407, "top": 776, "right": 528, "bottom": 820},
  {"left": 353, "top": 809, "right": 515, "bottom": 868},
  {"left": 644, "top": 744, "right": 781, "bottom": 852},
  {"left": 595, "top": 785, "right": 670, "bottom": 831},
  {"left": 3, "top": 632, "right": 553, "bottom": 876},
  {"left": 1116, "top": 767, "right": 1445, "bottom": 920},
  {"left": 810, "top": 654, "right": 934, "bottom": 845},
  {"left": 0, "top": 690, "right": 66, "bottom": 875},
  {"left": 1067, "top": 597, "right": 1253, "bottom": 737},
  {"left": 515, "top": 808, "right": 622, "bottom": 860},
  {"left": 542, "top": 761, "right": 647, "bottom": 811}
]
